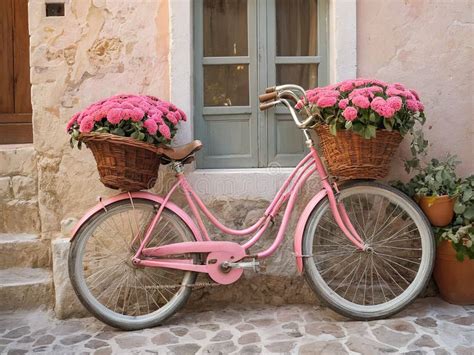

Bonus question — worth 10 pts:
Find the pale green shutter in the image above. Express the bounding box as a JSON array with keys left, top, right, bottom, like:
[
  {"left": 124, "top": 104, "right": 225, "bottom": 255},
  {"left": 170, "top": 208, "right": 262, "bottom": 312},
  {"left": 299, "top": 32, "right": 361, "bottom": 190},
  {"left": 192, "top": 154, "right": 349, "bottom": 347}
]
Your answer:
[{"left": 194, "top": 0, "right": 328, "bottom": 168}]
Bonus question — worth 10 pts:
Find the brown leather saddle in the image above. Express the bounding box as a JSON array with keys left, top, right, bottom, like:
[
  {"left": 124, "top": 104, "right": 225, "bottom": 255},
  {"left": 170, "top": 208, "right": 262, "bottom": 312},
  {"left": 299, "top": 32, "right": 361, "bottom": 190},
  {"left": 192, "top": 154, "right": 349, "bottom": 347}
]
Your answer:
[{"left": 157, "top": 140, "right": 203, "bottom": 165}]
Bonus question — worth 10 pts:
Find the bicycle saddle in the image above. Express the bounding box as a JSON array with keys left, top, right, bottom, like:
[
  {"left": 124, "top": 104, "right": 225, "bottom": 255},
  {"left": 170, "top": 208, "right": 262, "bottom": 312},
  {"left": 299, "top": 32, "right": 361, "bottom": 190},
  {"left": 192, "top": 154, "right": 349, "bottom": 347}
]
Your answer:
[{"left": 158, "top": 140, "right": 203, "bottom": 164}]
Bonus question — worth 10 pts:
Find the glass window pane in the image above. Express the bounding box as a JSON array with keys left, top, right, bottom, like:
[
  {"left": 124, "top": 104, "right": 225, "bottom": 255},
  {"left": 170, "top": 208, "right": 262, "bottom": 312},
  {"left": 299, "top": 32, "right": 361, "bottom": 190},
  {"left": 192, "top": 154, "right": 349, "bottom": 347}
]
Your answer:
[
  {"left": 276, "top": 64, "right": 318, "bottom": 89},
  {"left": 203, "top": 0, "right": 248, "bottom": 57},
  {"left": 276, "top": 0, "right": 318, "bottom": 56},
  {"left": 204, "top": 65, "right": 249, "bottom": 106}
]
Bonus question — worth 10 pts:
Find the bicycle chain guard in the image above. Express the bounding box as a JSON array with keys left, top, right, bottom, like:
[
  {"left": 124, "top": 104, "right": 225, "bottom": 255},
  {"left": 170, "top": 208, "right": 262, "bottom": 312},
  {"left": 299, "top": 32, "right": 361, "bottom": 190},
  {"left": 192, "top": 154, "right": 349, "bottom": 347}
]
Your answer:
[{"left": 206, "top": 250, "right": 246, "bottom": 285}]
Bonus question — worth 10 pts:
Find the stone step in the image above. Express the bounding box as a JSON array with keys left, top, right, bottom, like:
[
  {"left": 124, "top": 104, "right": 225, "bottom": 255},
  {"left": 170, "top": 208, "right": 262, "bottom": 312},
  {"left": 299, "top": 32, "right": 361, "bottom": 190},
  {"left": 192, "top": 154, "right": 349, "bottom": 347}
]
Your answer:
[
  {"left": 0, "top": 233, "right": 50, "bottom": 269},
  {"left": 0, "top": 267, "right": 53, "bottom": 311}
]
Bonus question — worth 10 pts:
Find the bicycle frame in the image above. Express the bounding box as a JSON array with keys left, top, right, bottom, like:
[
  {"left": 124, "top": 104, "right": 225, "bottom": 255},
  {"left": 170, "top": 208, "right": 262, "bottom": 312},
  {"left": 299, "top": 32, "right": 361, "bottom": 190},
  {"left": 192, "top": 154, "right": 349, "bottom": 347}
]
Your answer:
[{"left": 71, "top": 85, "right": 367, "bottom": 285}]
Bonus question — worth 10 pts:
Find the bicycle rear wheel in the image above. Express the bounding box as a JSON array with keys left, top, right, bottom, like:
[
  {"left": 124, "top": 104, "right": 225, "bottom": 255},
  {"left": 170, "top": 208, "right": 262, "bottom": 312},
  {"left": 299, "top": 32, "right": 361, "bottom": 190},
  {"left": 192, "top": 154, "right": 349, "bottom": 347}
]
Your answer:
[
  {"left": 69, "top": 198, "right": 199, "bottom": 330},
  {"left": 303, "top": 181, "right": 434, "bottom": 320}
]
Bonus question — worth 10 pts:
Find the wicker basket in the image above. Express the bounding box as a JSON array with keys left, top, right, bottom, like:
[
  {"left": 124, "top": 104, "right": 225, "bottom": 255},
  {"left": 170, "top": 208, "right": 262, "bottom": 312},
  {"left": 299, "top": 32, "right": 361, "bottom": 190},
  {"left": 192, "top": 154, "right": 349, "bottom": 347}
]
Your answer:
[
  {"left": 314, "top": 125, "right": 403, "bottom": 180},
  {"left": 80, "top": 133, "right": 163, "bottom": 191}
]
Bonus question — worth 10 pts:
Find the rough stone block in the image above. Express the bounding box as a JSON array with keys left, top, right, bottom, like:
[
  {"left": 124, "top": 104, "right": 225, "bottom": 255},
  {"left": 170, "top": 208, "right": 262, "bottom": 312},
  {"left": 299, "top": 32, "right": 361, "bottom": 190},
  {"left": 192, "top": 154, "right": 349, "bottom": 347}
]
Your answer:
[
  {"left": 0, "top": 267, "right": 53, "bottom": 311},
  {"left": 11, "top": 176, "right": 37, "bottom": 200},
  {"left": 0, "top": 176, "right": 11, "bottom": 200},
  {"left": 0, "top": 146, "right": 37, "bottom": 177},
  {"left": 0, "top": 234, "right": 50, "bottom": 268},
  {"left": 1, "top": 200, "right": 40, "bottom": 233},
  {"left": 52, "top": 238, "right": 88, "bottom": 319}
]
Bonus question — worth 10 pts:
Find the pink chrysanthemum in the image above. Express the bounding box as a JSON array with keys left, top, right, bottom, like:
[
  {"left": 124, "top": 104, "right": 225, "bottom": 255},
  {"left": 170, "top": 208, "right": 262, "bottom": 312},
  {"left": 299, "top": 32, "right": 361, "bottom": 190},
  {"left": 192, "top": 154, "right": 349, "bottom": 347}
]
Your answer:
[
  {"left": 387, "top": 96, "right": 403, "bottom": 111},
  {"left": 79, "top": 117, "right": 95, "bottom": 133},
  {"left": 338, "top": 99, "right": 349, "bottom": 110},
  {"left": 406, "top": 99, "right": 419, "bottom": 112},
  {"left": 143, "top": 119, "right": 158, "bottom": 135},
  {"left": 107, "top": 108, "right": 123, "bottom": 124},
  {"left": 351, "top": 95, "right": 370, "bottom": 109},
  {"left": 316, "top": 96, "right": 337, "bottom": 108},
  {"left": 158, "top": 124, "right": 171, "bottom": 140},
  {"left": 342, "top": 107, "right": 358, "bottom": 121}
]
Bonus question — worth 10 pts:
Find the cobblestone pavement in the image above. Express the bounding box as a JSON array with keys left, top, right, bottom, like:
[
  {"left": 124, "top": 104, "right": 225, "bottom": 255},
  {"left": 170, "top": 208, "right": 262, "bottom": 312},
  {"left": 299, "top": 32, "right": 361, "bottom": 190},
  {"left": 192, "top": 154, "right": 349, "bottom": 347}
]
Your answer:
[{"left": 0, "top": 297, "right": 472, "bottom": 355}]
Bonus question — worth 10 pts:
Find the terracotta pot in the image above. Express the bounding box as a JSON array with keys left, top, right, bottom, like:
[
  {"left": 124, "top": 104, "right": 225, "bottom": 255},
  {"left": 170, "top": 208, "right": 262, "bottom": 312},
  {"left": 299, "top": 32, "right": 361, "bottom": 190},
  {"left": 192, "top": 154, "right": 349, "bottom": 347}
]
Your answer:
[
  {"left": 433, "top": 240, "right": 474, "bottom": 305},
  {"left": 418, "top": 195, "right": 455, "bottom": 227}
]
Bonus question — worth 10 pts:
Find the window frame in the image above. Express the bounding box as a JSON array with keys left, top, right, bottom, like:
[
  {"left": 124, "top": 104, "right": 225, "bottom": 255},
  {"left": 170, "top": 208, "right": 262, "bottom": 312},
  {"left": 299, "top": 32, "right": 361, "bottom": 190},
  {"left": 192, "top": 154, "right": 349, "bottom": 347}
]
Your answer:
[
  {"left": 193, "top": 0, "right": 330, "bottom": 169},
  {"left": 169, "top": 0, "right": 356, "bottom": 198}
]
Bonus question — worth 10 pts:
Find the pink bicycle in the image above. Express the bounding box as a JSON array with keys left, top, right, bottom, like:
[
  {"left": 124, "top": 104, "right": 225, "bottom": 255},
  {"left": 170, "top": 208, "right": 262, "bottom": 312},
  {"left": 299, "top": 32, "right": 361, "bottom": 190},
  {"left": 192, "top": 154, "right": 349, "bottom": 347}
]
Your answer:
[{"left": 69, "top": 84, "right": 434, "bottom": 330}]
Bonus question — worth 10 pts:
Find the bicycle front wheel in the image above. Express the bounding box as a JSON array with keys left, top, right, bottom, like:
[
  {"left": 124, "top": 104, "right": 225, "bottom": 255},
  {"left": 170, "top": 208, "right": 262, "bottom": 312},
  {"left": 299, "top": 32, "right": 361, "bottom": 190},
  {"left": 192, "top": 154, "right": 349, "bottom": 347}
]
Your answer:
[
  {"left": 69, "top": 198, "right": 199, "bottom": 330},
  {"left": 303, "top": 181, "right": 434, "bottom": 320}
]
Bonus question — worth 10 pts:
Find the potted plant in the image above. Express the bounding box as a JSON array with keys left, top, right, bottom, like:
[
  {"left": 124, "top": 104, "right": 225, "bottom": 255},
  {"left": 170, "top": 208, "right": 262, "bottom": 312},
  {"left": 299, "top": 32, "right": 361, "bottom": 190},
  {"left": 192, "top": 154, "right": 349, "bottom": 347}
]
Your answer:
[
  {"left": 66, "top": 94, "right": 187, "bottom": 191},
  {"left": 433, "top": 175, "right": 474, "bottom": 304},
  {"left": 297, "top": 78, "right": 426, "bottom": 180},
  {"left": 394, "top": 156, "right": 460, "bottom": 227}
]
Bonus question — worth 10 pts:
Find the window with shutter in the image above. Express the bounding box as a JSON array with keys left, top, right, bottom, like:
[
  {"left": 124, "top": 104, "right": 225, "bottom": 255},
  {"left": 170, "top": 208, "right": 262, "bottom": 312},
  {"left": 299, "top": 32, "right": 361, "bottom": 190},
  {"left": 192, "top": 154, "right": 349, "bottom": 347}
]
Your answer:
[{"left": 194, "top": 0, "right": 328, "bottom": 168}]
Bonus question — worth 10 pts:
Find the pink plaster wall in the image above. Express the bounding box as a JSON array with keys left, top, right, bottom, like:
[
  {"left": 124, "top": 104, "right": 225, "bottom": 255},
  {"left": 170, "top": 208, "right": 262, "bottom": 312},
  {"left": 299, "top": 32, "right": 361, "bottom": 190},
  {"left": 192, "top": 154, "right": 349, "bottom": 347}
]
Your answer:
[{"left": 357, "top": 0, "right": 473, "bottom": 178}]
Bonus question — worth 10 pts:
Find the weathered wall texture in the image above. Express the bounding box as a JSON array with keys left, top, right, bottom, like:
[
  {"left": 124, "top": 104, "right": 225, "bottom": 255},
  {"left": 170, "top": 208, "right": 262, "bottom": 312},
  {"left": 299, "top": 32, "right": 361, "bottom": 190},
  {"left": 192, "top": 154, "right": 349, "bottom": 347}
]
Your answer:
[
  {"left": 357, "top": 0, "right": 474, "bottom": 178},
  {"left": 29, "top": 0, "right": 171, "bottom": 238}
]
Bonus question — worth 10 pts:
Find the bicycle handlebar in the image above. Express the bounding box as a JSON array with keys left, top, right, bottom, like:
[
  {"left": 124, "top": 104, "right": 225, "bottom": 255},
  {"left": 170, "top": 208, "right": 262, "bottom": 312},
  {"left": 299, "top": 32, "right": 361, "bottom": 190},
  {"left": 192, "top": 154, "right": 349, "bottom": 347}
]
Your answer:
[{"left": 258, "top": 84, "right": 314, "bottom": 129}]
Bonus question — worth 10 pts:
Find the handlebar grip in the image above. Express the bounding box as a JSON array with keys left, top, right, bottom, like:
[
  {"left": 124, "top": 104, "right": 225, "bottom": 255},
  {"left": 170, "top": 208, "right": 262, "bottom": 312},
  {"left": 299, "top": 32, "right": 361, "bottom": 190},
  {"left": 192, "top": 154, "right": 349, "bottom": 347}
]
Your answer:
[
  {"left": 259, "top": 101, "right": 276, "bottom": 111},
  {"left": 259, "top": 91, "right": 278, "bottom": 103},
  {"left": 265, "top": 86, "right": 276, "bottom": 93}
]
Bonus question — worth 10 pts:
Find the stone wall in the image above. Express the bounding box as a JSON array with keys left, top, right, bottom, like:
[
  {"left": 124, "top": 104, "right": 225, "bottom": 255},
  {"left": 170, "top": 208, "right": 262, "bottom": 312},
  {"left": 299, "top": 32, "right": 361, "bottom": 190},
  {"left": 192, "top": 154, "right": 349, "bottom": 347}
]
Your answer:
[
  {"left": 357, "top": 0, "right": 474, "bottom": 179},
  {"left": 29, "top": 0, "right": 171, "bottom": 239},
  {"left": 0, "top": 146, "right": 40, "bottom": 233}
]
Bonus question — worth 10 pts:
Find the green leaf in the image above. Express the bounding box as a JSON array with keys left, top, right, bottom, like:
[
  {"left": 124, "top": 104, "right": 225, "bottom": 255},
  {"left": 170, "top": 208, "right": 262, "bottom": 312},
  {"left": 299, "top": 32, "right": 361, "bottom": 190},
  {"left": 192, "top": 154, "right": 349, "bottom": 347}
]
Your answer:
[
  {"left": 344, "top": 121, "right": 353, "bottom": 129},
  {"left": 111, "top": 128, "right": 125, "bottom": 136},
  {"left": 383, "top": 118, "right": 394, "bottom": 131},
  {"left": 454, "top": 202, "right": 466, "bottom": 214},
  {"left": 463, "top": 206, "right": 474, "bottom": 220},
  {"left": 329, "top": 122, "right": 337, "bottom": 136}
]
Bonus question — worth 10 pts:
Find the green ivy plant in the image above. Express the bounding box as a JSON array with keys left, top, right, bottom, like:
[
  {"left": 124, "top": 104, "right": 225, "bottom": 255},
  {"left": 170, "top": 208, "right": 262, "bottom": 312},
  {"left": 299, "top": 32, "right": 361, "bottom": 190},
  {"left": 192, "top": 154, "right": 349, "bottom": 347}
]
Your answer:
[
  {"left": 434, "top": 176, "right": 474, "bottom": 261},
  {"left": 392, "top": 155, "right": 460, "bottom": 198},
  {"left": 392, "top": 135, "right": 474, "bottom": 260}
]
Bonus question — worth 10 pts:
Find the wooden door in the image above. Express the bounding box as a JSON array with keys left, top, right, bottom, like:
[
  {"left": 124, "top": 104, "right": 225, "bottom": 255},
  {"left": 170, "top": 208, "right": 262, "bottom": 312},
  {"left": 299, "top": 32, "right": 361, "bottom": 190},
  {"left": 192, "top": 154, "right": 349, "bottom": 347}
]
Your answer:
[{"left": 0, "top": 0, "right": 32, "bottom": 144}]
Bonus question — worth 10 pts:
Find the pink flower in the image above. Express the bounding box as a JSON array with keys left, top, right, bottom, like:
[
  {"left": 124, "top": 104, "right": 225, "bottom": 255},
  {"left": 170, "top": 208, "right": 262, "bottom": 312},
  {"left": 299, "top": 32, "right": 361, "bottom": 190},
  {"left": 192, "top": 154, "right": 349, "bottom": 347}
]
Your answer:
[
  {"left": 143, "top": 119, "right": 158, "bottom": 135},
  {"left": 339, "top": 81, "right": 354, "bottom": 92},
  {"left": 158, "top": 124, "right": 171, "bottom": 140},
  {"left": 392, "top": 83, "right": 406, "bottom": 91},
  {"left": 410, "top": 89, "right": 420, "bottom": 100},
  {"left": 417, "top": 101, "right": 425, "bottom": 112},
  {"left": 177, "top": 109, "right": 187, "bottom": 121},
  {"left": 107, "top": 108, "right": 123, "bottom": 124},
  {"left": 387, "top": 96, "right": 403, "bottom": 111},
  {"left": 166, "top": 112, "right": 178, "bottom": 125},
  {"left": 79, "top": 117, "right": 95, "bottom": 133},
  {"left": 370, "top": 97, "right": 386, "bottom": 111},
  {"left": 368, "top": 79, "right": 388, "bottom": 87},
  {"left": 386, "top": 86, "right": 404, "bottom": 97},
  {"left": 129, "top": 108, "right": 144, "bottom": 122},
  {"left": 319, "top": 89, "right": 340, "bottom": 98},
  {"left": 367, "top": 86, "right": 384, "bottom": 94},
  {"left": 342, "top": 107, "right": 358, "bottom": 121},
  {"left": 379, "top": 105, "right": 396, "bottom": 118},
  {"left": 338, "top": 99, "right": 349, "bottom": 110},
  {"left": 349, "top": 88, "right": 373, "bottom": 99},
  {"left": 151, "top": 113, "right": 164, "bottom": 125},
  {"left": 351, "top": 95, "right": 370, "bottom": 109},
  {"left": 406, "top": 99, "right": 419, "bottom": 112},
  {"left": 316, "top": 96, "right": 337, "bottom": 108},
  {"left": 66, "top": 112, "right": 80, "bottom": 131}
]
